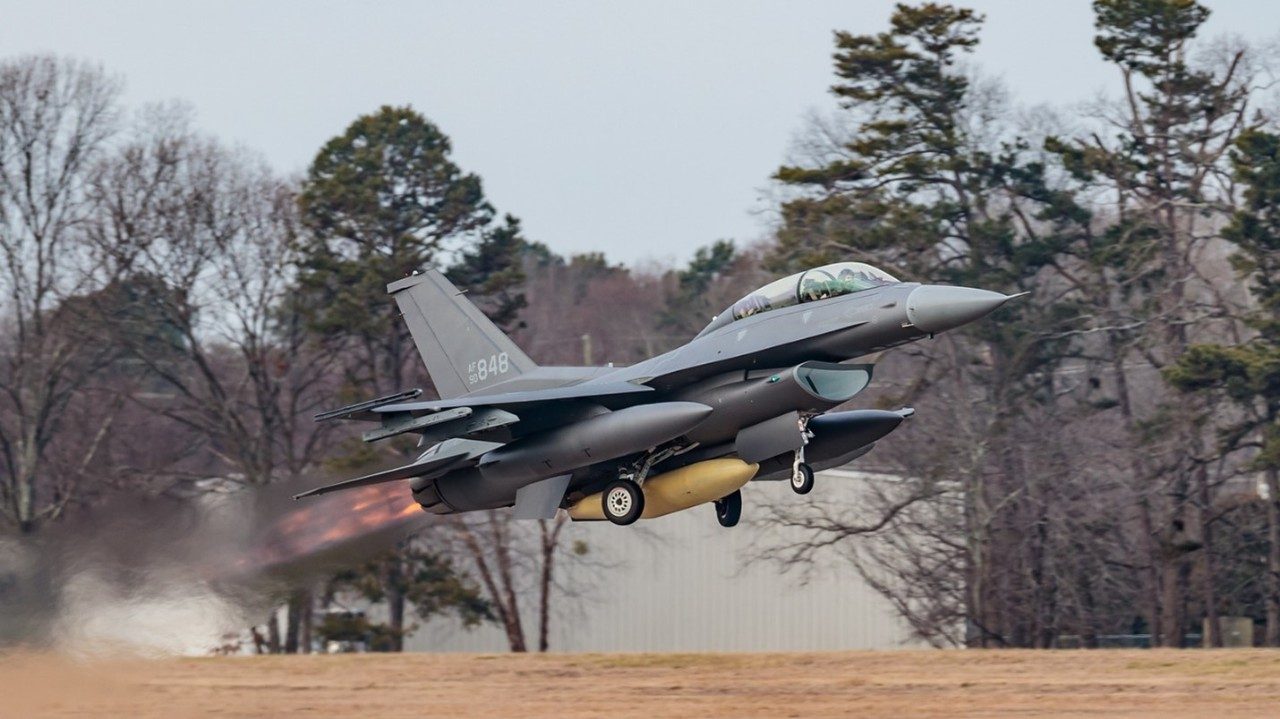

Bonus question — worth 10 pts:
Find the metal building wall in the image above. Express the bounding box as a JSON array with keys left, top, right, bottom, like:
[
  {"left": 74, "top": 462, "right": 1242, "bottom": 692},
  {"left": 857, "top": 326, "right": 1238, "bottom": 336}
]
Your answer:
[{"left": 406, "top": 469, "right": 922, "bottom": 652}]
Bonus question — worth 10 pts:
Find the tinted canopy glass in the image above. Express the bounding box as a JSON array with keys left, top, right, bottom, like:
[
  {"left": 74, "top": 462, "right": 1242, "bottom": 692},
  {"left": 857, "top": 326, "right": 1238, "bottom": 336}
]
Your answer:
[{"left": 728, "top": 262, "right": 899, "bottom": 321}]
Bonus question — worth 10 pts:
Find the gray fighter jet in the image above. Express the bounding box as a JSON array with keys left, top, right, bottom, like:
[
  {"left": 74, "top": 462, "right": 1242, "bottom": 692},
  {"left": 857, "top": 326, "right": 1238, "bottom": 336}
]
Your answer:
[{"left": 298, "top": 262, "right": 1019, "bottom": 527}]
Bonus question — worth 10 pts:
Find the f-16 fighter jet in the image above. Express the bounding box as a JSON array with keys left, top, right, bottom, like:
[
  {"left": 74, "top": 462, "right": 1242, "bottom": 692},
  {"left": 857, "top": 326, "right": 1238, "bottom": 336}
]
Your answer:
[{"left": 298, "top": 262, "right": 1019, "bottom": 527}]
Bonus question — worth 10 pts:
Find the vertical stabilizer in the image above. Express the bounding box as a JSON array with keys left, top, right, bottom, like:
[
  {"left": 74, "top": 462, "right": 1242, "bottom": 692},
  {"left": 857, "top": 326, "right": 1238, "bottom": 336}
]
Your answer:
[{"left": 388, "top": 269, "right": 536, "bottom": 399}]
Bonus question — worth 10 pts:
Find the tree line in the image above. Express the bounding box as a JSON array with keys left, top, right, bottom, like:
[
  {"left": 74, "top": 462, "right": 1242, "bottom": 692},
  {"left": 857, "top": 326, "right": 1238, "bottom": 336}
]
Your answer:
[
  {"left": 6, "top": 0, "right": 1280, "bottom": 652},
  {"left": 0, "top": 54, "right": 754, "bottom": 652},
  {"left": 760, "top": 0, "right": 1280, "bottom": 648}
]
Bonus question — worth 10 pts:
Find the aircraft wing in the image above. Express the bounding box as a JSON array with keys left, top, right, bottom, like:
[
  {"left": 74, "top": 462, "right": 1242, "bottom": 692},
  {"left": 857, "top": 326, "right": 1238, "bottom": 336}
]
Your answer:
[
  {"left": 378, "top": 380, "right": 653, "bottom": 413},
  {"left": 293, "top": 438, "right": 501, "bottom": 499},
  {"left": 313, "top": 379, "right": 656, "bottom": 446},
  {"left": 318, "top": 380, "right": 655, "bottom": 423}
]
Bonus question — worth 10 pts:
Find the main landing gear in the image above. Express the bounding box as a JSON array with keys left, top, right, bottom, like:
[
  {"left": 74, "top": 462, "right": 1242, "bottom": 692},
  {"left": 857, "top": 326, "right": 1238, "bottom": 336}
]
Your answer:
[
  {"left": 714, "top": 490, "right": 742, "bottom": 528},
  {"left": 602, "top": 444, "right": 695, "bottom": 526},
  {"left": 791, "top": 462, "right": 814, "bottom": 495},
  {"left": 602, "top": 478, "right": 644, "bottom": 525}
]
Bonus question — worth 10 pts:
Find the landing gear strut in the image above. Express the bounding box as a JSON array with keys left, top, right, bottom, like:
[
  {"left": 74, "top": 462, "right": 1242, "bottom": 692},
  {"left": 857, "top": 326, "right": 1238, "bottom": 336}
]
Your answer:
[
  {"left": 791, "top": 416, "right": 815, "bottom": 495},
  {"left": 714, "top": 490, "right": 742, "bottom": 528},
  {"left": 604, "top": 444, "right": 697, "bottom": 526},
  {"left": 791, "top": 461, "right": 814, "bottom": 495}
]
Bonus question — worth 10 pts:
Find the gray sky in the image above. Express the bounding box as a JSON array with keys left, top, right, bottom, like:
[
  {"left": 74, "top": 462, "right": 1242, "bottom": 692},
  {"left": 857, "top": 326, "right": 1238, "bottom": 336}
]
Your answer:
[{"left": 2, "top": 1, "right": 1277, "bottom": 266}]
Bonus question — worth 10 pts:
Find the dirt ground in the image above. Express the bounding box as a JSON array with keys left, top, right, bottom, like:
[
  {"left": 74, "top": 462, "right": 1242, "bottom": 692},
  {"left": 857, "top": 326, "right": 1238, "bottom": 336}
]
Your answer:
[{"left": 6, "top": 649, "right": 1280, "bottom": 718}]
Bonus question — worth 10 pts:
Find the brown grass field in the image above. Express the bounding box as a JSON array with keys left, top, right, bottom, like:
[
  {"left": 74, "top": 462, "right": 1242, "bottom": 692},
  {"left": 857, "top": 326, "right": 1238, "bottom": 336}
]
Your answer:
[{"left": 6, "top": 649, "right": 1280, "bottom": 718}]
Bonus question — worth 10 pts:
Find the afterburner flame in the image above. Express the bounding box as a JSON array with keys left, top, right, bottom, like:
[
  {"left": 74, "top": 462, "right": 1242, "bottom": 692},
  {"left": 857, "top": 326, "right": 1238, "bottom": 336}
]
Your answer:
[{"left": 234, "top": 483, "right": 424, "bottom": 576}]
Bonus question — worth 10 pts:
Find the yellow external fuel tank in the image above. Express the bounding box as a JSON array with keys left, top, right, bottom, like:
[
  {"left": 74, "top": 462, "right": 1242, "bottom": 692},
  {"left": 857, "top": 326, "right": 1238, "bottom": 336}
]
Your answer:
[{"left": 567, "top": 457, "right": 759, "bottom": 521}]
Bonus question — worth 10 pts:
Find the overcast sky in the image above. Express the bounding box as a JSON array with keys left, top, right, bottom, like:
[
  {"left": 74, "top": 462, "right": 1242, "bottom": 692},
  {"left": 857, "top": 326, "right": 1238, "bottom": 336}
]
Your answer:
[{"left": 2, "top": 1, "right": 1278, "bottom": 266}]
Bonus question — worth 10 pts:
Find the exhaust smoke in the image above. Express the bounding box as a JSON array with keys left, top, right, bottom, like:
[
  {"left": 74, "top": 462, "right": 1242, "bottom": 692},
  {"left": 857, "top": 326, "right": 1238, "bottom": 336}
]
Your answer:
[{"left": 0, "top": 477, "right": 429, "bottom": 657}]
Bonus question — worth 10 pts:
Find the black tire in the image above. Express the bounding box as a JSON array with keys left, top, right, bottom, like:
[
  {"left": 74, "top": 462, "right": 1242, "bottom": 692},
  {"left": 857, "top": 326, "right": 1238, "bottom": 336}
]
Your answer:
[
  {"left": 714, "top": 490, "right": 742, "bottom": 528},
  {"left": 790, "top": 463, "right": 815, "bottom": 495},
  {"left": 602, "top": 479, "right": 644, "bottom": 525}
]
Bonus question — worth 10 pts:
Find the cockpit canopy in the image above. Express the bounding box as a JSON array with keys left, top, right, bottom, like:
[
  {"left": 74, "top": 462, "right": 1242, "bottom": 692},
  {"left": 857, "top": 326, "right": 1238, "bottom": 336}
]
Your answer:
[{"left": 699, "top": 262, "right": 900, "bottom": 337}]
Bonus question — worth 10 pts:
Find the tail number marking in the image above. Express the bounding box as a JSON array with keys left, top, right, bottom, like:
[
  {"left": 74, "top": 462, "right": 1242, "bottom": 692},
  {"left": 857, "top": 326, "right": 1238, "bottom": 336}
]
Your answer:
[{"left": 467, "top": 352, "right": 511, "bottom": 385}]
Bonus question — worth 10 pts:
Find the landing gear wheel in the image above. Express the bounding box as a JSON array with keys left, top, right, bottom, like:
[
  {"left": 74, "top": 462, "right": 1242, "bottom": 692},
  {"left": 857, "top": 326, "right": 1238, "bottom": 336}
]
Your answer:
[
  {"left": 714, "top": 490, "right": 742, "bottom": 528},
  {"left": 791, "top": 463, "right": 814, "bottom": 495},
  {"left": 602, "top": 479, "right": 644, "bottom": 525}
]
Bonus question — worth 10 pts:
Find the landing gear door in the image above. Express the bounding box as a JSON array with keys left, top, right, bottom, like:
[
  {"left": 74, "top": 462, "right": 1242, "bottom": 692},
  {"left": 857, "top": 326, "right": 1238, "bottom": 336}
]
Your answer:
[{"left": 735, "top": 411, "right": 805, "bottom": 464}]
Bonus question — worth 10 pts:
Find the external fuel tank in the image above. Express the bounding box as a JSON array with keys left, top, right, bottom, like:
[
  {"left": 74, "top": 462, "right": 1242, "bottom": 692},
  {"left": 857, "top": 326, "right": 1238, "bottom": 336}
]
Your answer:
[{"left": 567, "top": 458, "right": 759, "bottom": 521}]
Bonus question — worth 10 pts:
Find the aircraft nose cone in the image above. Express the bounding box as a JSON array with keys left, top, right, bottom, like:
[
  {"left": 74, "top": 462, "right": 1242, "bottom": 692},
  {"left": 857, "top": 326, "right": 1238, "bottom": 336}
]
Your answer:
[{"left": 905, "top": 285, "right": 1015, "bottom": 334}]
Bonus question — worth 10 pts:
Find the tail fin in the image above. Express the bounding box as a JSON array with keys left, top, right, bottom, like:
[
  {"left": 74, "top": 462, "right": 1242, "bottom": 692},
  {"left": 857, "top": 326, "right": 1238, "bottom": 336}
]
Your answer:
[{"left": 388, "top": 269, "right": 537, "bottom": 399}]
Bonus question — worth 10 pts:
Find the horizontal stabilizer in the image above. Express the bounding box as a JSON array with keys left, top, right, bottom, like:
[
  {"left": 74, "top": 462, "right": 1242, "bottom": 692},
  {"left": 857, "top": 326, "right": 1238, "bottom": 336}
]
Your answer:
[
  {"left": 292, "top": 464, "right": 442, "bottom": 500},
  {"left": 293, "top": 439, "right": 500, "bottom": 499}
]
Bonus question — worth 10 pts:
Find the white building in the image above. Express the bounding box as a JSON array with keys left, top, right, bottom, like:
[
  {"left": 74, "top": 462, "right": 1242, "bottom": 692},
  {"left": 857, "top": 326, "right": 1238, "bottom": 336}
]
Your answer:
[{"left": 407, "top": 468, "right": 922, "bottom": 652}]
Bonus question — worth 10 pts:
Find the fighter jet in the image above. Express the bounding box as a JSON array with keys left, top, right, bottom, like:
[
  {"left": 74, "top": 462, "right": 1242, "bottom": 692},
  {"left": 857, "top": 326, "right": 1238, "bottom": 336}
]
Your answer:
[{"left": 298, "top": 262, "right": 1019, "bottom": 527}]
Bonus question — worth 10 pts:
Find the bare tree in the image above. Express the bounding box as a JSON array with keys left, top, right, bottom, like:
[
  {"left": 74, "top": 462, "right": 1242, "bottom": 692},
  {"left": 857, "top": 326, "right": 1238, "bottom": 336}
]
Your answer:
[
  {"left": 83, "top": 111, "right": 336, "bottom": 489},
  {"left": 446, "top": 510, "right": 591, "bottom": 652},
  {"left": 76, "top": 112, "right": 345, "bottom": 652},
  {"left": 1045, "top": 24, "right": 1264, "bottom": 646},
  {"left": 0, "top": 55, "right": 121, "bottom": 533}
]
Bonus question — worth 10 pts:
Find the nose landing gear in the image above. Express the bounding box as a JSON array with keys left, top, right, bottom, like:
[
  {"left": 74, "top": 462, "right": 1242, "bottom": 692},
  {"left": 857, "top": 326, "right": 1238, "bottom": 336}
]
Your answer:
[
  {"left": 791, "top": 416, "right": 815, "bottom": 495},
  {"left": 791, "top": 462, "right": 814, "bottom": 494}
]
